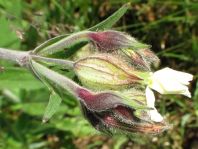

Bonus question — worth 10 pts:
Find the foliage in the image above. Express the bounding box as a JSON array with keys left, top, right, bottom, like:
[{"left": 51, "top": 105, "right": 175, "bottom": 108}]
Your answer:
[{"left": 0, "top": 0, "right": 198, "bottom": 149}]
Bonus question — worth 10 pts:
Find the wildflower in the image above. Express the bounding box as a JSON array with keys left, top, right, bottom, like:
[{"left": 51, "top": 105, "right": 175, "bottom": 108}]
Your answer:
[
  {"left": 31, "top": 60, "right": 168, "bottom": 134},
  {"left": 31, "top": 29, "right": 193, "bottom": 134},
  {"left": 73, "top": 53, "right": 193, "bottom": 123},
  {"left": 73, "top": 53, "right": 164, "bottom": 122}
]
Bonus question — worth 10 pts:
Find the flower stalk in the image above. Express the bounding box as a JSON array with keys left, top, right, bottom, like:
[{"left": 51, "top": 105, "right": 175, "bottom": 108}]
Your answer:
[
  {"left": 31, "top": 55, "right": 74, "bottom": 69},
  {"left": 0, "top": 48, "right": 29, "bottom": 66}
]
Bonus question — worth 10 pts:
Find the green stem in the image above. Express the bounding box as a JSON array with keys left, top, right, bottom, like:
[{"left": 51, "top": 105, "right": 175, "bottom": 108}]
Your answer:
[{"left": 0, "top": 48, "right": 29, "bottom": 66}]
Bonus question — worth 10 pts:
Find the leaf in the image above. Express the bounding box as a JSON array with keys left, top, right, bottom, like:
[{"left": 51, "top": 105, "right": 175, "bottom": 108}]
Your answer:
[
  {"left": 0, "top": 17, "right": 20, "bottom": 48},
  {"left": 30, "top": 60, "right": 79, "bottom": 119},
  {"left": 0, "top": 0, "right": 22, "bottom": 18},
  {"left": 113, "top": 137, "right": 128, "bottom": 149},
  {"left": 88, "top": 3, "right": 130, "bottom": 31},
  {"left": 42, "top": 91, "right": 62, "bottom": 123},
  {"left": 11, "top": 102, "right": 46, "bottom": 116},
  {"left": 0, "top": 67, "right": 44, "bottom": 90},
  {"left": 52, "top": 117, "right": 96, "bottom": 136}
]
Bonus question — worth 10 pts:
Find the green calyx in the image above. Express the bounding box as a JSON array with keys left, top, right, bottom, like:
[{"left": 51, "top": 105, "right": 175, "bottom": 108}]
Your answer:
[{"left": 74, "top": 53, "right": 145, "bottom": 91}]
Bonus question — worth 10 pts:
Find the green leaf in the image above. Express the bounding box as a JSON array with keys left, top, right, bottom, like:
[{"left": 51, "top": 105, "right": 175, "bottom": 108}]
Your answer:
[
  {"left": 30, "top": 60, "right": 78, "bottom": 119},
  {"left": 11, "top": 102, "right": 46, "bottom": 116},
  {"left": 0, "top": 17, "right": 20, "bottom": 48},
  {"left": 113, "top": 137, "right": 128, "bottom": 149},
  {"left": 88, "top": 3, "right": 130, "bottom": 31},
  {"left": 52, "top": 118, "right": 96, "bottom": 136},
  {"left": 42, "top": 91, "right": 62, "bottom": 122},
  {"left": 0, "top": 67, "right": 44, "bottom": 90},
  {"left": 0, "top": 0, "right": 22, "bottom": 18}
]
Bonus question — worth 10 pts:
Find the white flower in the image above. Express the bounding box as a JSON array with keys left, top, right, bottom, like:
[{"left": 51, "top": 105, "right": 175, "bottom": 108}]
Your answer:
[
  {"left": 145, "top": 87, "right": 163, "bottom": 122},
  {"left": 148, "top": 67, "right": 193, "bottom": 98},
  {"left": 144, "top": 67, "right": 193, "bottom": 122}
]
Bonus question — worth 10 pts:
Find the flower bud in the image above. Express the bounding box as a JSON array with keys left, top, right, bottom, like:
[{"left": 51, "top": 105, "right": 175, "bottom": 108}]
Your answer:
[
  {"left": 121, "top": 48, "right": 160, "bottom": 71},
  {"left": 137, "top": 48, "right": 160, "bottom": 68},
  {"left": 74, "top": 53, "right": 148, "bottom": 91},
  {"left": 77, "top": 88, "right": 128, "bottom": 111},
  {"left": 87, "top": 30, "right": 159, "bottom": 71},
  {"left": 77, "top": 88, "right": 167, "bottom": 134},
  {"left": 88, "top": 30, "right": 149, "bottom": 51},
  {"left": 80, "top": 101, "right": 169, "bottom": 134}
]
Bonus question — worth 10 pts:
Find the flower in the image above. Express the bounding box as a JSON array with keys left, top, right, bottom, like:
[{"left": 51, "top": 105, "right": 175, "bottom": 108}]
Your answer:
[
  {"left": 32, "top": 29, "right": 193, "bottom": 135},
  {"left": 73, "top": 53, "right": 193, "bottom": 123},
  {"left": 31, "top": 50, "right": 168, "bottom": 134},
  {"left": 148, "top": 67, "right": 193, "bottom": 98},
  {"left": 74, "top": 55, "right": 167, "bottom": 123}
]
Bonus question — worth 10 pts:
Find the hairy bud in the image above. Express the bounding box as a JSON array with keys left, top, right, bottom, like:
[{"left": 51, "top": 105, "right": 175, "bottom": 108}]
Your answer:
[
  {"left": 74, "top": 53, "right": 147, "bottom": 91},
  {"left": 88, "top": 30, "right": 149, "bottom": 51},
  {"left": 76, "top": 87, "right": 169, "bottom": 135},
  {"left": 80, "top": 101, "right": 169, "bottom": 135},
  {"left": 120, "top": 48, "right": 160, "bottom": 71}
]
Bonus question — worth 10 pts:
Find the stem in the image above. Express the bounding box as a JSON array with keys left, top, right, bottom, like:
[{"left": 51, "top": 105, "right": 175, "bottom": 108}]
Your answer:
[
  {"left": 31, "top": 55, "right": 74, "bottom": 69},
  {"left": 30, "top": 60, "right": 81, "bottom": 97},
  {"left": 36, "top": 31, "right": 91, "bottom": 56},
  {"left": 0, "top": 48, "right": 29, "bottom": 66}
]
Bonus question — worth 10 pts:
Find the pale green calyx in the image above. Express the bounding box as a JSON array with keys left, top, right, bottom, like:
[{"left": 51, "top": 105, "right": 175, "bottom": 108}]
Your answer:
[{"left": 73, "top": 53, "right": 146, "bottom": 91}]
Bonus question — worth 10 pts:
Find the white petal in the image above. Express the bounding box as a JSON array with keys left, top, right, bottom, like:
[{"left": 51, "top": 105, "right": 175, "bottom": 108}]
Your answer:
[
  {"left": 150, "top": 109, "right": 163, "bottom": 122},
  {"left": 146, "top": 87, "right": 155, "bottom": 107},
  {"left": 145, "top": 87, "right": 164, "bottom": 122},
  {"left": 182, "top": 89, "right": 191, "bottom": 98},
  {"left": 154, "top": 67, "right": 193, "bottom": 85},
  {"left": 149, "top": 75, "right": 165, "bottom": 94},
  {"left": 149, "top": 67, "right": 193, "bottom": 98}
]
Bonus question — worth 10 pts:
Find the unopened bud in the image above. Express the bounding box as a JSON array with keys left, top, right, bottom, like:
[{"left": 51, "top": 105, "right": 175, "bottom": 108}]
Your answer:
[
  {"left": 74, "top": 53, "right": 147, "bottom": 91},
  {"left": 81, "top": 101, "right": 169, "bottom": 135},
  {"left": 121, "top": 48, "right": 160, "bottom": 71},
  {"left": 88, "top": 30, "right": 149, "bottom": 51}
]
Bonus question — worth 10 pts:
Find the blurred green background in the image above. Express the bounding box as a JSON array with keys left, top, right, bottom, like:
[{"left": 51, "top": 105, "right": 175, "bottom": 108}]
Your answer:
[{"left": 0, "top": 0, "right": 198, "bottom": 149}]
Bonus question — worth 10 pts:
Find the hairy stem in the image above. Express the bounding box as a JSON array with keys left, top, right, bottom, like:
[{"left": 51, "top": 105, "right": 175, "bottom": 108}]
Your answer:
[
  {"left": 31, "top": 55, "right": 74, "bottom": 69},
  {"left": 0, "top": 48, "right": 29, "bottom": 66},
  {"left": 30, "top": 60, "right": 81, "bottom": 97},
  {"left": 36, "top": 31, "right": 91, "bottom": 56}
]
